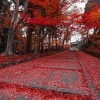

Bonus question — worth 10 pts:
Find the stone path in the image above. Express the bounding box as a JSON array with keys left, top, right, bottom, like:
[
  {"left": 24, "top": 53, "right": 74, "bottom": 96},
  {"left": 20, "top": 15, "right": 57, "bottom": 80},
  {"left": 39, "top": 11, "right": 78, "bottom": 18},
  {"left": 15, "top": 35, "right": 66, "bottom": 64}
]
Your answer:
[
  {"left": 77, "top": 51, "right": 100, "bottom": 100},
  {"left": 0, "top": 51, "right": 99, "bottom": 100}
]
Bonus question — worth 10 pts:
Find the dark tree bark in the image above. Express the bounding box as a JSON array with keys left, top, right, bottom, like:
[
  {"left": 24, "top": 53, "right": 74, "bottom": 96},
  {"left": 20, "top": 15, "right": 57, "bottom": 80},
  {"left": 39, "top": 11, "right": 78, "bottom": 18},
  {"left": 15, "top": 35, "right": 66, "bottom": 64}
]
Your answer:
[
  {"left": 48, "top": 33, "right": 51, "bottom": 52},
  {"left": 55, "top": 36, "right": 58, "bottom": 50},
  {"left": 40, "top": 40, "right": 44, "bottom": 53},
  {"left": 62, "top": 32, "right": 69, "bottom": 46},
  {"left": 25, "top": 28, "right": 32, "bottom": 54},
  {"left": 34, "top": 26, "right": 47, "bottom": 54},
  {"left": 34, "top": 42, "right": 40, "bottom": 54}
]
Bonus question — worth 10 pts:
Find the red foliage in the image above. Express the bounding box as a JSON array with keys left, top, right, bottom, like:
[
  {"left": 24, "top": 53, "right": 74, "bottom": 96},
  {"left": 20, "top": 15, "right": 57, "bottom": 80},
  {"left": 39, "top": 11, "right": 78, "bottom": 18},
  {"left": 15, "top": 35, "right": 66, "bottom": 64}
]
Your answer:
[
  {"left": 0, "top": 81, "right": 90, "bottom": 99},
  {"left": 21, "top": 0, "right": 66, "bottom": 26},
  {"left": 83, "top": 5, "right": 100, "bottom": 28},
  {"left": 23, "top": 15, "right": 63, "bottom": 26},
  {"left": 0, "top": 54, "right": 33, "bottom": 65}
]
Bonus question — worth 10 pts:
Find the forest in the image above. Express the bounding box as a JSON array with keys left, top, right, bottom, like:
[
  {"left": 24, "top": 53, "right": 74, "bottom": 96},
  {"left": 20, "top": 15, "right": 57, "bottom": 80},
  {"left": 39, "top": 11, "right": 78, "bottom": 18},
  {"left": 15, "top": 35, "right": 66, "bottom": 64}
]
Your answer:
[{"left": 0, "top": 0, "right": 99, "bottom": 56}]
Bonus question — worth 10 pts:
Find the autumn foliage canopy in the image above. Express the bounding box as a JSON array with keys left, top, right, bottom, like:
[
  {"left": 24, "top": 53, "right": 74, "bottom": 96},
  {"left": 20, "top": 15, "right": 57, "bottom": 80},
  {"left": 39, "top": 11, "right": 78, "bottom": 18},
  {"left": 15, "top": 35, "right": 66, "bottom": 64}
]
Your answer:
[
  {"left": 83, "top": 4, "right": 100, "bottom": 28},
  {"left": 22, "top": 0, "right": 67, "bottom": 26}
]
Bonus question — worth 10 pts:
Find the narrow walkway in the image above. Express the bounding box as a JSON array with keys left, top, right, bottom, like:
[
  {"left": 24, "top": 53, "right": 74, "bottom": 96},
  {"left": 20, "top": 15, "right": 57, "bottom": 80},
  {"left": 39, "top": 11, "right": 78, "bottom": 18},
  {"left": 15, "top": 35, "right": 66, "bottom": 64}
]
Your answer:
[{"left": 0, "top": 51, "right": 99, "bottom": 99}]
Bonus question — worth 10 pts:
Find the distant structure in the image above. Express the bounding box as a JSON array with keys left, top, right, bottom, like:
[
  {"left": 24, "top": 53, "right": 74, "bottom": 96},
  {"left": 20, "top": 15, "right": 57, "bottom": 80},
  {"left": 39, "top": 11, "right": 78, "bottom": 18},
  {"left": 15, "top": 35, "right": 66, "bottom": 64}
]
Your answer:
[{"left": 69, "top": 42, "right": 79, "bottom": 50}]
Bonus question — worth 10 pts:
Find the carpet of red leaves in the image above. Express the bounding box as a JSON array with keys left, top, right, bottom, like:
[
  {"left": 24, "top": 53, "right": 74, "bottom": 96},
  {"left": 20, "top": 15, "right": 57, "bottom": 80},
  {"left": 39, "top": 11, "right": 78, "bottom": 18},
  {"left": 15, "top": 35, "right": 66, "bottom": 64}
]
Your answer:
[
  {"left": 0, "top": 54, "right": 32, "bottom": 63},
  {"left": 0, "top": 82, "right": 91, "bottom": 100},
  {"left": 87, "top": 47, "right": 100, "bottom": 54},
  {"left": 0, "top": 51, "right": 99, "bottom": 100},
  {"left": 78, "top": 51, "right": 100, "bottom": 93},
  {"left": 0, "top": 51, "right": 61, "bottom": 67}
]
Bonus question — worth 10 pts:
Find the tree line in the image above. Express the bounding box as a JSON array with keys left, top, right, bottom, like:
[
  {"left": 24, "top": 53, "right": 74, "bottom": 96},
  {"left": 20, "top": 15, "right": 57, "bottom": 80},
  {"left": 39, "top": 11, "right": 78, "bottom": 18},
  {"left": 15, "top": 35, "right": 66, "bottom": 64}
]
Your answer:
[{"left": 0, "top": 0, "right": 99, "bottom": 56}]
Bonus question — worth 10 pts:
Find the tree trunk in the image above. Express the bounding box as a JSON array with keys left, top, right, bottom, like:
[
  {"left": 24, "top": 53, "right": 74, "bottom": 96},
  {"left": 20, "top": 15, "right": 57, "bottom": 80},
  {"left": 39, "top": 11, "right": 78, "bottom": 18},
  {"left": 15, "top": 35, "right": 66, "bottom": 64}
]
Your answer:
[
  {"left": 40, "top": 40, "right": 44, "bottom": 53},
  {"left": 25, "top": 28, "right": 32, "bottom": 54},
  {"left": 34, "top": 42, "right": 40, "bottom": 54},
  {"left": 48, "top": 34, "right": 51, "bottom": 52},
  {"left": 4, "top": 28, "right": 15, "bottom": 56},
  {"left": 55, "top": 36, "right": 57, "bottom": 50},
  {"left": 4, "top": 0, "right": 20, "bottom": 56}
]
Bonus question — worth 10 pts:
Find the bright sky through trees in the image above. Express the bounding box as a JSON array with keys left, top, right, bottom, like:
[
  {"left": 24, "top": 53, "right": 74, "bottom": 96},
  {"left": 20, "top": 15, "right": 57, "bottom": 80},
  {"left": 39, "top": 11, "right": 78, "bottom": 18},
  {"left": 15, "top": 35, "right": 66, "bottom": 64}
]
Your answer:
[{"left": 70, "top": 1, "right": 87, "bottom": 42}]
